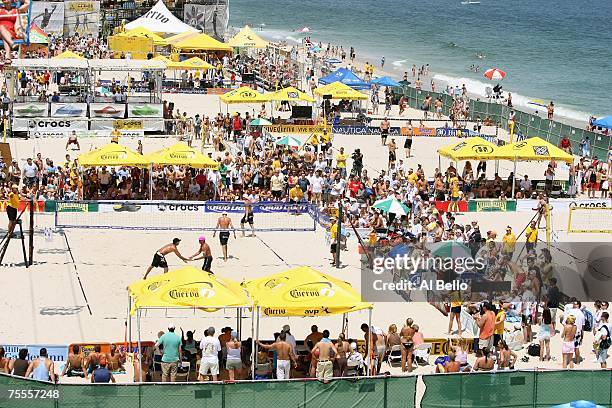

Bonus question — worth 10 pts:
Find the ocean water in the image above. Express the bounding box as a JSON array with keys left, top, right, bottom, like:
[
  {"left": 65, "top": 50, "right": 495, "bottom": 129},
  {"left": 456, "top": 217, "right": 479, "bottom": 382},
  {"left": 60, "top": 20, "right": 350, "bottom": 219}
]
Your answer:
[{"left": 229, "top": 0, "right": 612, "bottom": 122}]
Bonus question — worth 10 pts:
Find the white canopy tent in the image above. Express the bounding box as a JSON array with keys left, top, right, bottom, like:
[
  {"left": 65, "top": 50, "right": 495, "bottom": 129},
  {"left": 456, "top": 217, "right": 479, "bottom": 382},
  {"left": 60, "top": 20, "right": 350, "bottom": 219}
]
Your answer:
[{"left": 125, "top": 0, "right": 198, "bottom": 35}]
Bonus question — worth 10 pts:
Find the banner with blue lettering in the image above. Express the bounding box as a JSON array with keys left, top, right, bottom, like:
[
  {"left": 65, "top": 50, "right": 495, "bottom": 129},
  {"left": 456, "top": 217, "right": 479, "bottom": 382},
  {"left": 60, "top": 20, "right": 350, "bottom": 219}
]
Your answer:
[
  {"left": 3, "top": 344, "right": 68, "bottom": 363},
  {"left": 204, "top": 201, "right": 310, "bottom": 213}
]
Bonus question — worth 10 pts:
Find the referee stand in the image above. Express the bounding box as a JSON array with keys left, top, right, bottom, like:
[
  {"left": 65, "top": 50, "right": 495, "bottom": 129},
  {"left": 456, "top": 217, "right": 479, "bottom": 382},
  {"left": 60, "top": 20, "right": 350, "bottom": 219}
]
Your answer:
[{"left": 0, "top": 197, "right": 34, "bottom": 267}]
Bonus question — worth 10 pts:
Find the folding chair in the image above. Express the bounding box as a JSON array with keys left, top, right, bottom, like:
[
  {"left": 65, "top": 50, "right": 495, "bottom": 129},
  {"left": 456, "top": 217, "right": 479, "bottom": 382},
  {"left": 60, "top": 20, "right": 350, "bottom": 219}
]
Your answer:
[
  {"left": 175, "top": 361, "right": 190, "bottom": 382},
  {"left": 414, "top": 343, "right": 432, "bottom": 365},
  {"left": 386, "top": 345, "right": 402, "bottom": 367}
]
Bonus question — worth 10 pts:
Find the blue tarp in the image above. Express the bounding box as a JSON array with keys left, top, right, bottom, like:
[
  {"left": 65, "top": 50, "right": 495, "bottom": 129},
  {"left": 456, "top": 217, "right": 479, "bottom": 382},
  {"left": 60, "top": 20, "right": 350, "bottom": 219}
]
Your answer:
[
  {"left": 370, "top": 76, "right": 401, "bottom": 87},
  {"left": 318, "top": 67, "right": 370, "bottom": 90},
  {"left": 593, "top": 116, "right": 612, "bottom": 129}
]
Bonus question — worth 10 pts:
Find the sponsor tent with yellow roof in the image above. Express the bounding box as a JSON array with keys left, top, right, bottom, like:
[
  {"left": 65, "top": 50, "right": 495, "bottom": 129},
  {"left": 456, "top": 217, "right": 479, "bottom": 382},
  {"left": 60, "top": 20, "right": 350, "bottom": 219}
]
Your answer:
[
  {"left": 52, "top": 50, "right": 85, "bottom": 59},
  {"left": 78, "top": 143, "right": 150, "bottom": 167},
  {"left": 167, "top": 56, "right": 214, "bottom": 70},
  {"left": 268, "top": 86, "right": 315, "bottom": 103},
  {"left": 146, "top": 142, "right": 219, "bottom": 169},
  {"left": 127, "top": 266, "right": 251, "bottom": 381},
  {"left": 314, "top": 82, "right": 368, "bottom": 100},
  {"left": 173, "top": 33, "right": 233, "bottom": 52},
  {"left": 243, "top": 266, "right": 373, "bottom": 374},
  {"left": 228, "top": 25, "right": 268, "bottom": 49},
  {"left": 437, "top": 137, "right": 498, "bottom": 162},
  {"left": 117, "top": 27, "right": 168, "bottom": 45},
  {"left": 220, "top": 86, "right": 269, "bottom": 104},
  {"left": 490, "top": 137, "right": 574, "bottom": 197}
]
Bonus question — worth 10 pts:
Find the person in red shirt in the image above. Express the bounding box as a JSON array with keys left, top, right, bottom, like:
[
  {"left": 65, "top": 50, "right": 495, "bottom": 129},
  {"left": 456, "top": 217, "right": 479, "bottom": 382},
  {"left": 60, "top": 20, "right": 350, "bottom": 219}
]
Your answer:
[
  {"left": 476, "top": 302, "right": 496, "bottom": 353},
  {"left": 348, "top": 175, "right": 362, "bottom": 198},
  {"left": 232, "top": 113, "right": 242, "bottom": 141},
  {"left": 559, "top": 135, "right": 572, "bottom": 154}
]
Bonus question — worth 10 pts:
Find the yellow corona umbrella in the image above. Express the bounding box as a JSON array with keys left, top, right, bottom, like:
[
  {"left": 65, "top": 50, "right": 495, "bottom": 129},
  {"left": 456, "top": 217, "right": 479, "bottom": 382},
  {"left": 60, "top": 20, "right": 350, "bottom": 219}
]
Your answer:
[
  {"left": 243, "top": 266, "right": 372, "bottom": 317},
  {"left": 220, "top": 86, "right": 269, "bottom": 104},
  {"left": 437, "top": 137, "right": 498, "bottom": 161},
  {"left": 228, "top": 25, "right": 268, "bottom": 48},
  {"left": 128, "top": 266, "right": 250, "bottom": 313},
  {"left": 79, "top": 143, "right": 149, "bottom": 167},
  {"left": 174, "top": 33, "right": 233, "bottom": 51},
  {"left": 147, "top": 142, "right": 219, "bottom": 169},
  {"left": 314, "top": 82, "right": 367, "bottom": 100},
  {"left": 119, "top": 27, "right": 167, "bottom": 46},
  {"left": 268, "top": 86, "right": 315, "bottom": 103},
  {"left": 52, "top": 50, "right": 85, "bottom": 59},
  {"left": 491, "top": 136, "right": 574, "bottom": 163}
]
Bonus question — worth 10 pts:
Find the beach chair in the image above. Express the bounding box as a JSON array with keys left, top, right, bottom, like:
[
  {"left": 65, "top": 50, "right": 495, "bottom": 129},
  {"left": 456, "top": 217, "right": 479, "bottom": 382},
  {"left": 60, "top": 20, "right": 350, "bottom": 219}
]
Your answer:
[
  {"left": 175, "top": 361, "right": 190, "bottom": 382},
  {"left": 386, "top": 345, "right": 402, "bottom": 367},
  {"left": 414, "top": 343, "right": 432, "bottom": 365}
]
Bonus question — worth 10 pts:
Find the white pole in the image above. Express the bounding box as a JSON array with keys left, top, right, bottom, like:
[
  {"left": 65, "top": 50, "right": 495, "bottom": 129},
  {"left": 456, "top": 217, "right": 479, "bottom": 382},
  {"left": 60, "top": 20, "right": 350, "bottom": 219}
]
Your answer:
[
  {"left": 511, "top": 158, "right": 517, "bottom": 198},
  {"left": 367, "top": 308, "right": 372, "bottom": 376},
  {"left": 137, "top": 308, "right": 143, "bottom": 382},
  {"left": 251, "top": 306, "right": 256, "bottom": 379},
  {"left": 149, "top": 163, "right": 153, "bottom": 200},
  {"left": 127, "top": 294, "right": 132, "bottom": 353},
  {"left": 254, "top": 306, "right": 260, "bottom": 379}
]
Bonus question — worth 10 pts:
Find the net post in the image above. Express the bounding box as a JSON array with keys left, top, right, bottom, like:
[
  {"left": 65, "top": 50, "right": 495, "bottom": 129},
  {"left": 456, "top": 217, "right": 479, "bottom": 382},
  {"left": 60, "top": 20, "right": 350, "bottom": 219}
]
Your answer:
[
  {"left": 28, "top": 197, "right": 34, "bottom": 265},
  {"left": 336, "top": 204, "right": 342, "bottom": 268}
]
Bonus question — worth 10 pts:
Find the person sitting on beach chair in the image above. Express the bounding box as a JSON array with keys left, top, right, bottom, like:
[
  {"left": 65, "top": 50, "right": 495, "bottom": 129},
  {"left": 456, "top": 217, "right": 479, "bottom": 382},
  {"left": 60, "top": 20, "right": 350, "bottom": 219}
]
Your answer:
[{"left": 0, "top": 0, "right": 30, "bottom": 64}]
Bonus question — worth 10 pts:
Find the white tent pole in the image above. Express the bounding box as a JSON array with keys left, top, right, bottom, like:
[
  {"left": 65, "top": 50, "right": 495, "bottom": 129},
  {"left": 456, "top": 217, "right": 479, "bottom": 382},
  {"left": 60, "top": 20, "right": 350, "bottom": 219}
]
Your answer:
[
  {"left": 251, "top": 306, "right": 256, "bottom": 379},
  {"left": 254, "top": 306, "right": 260, "bottom": 379},
  {"left": 367, "top": 308, "right": 372, "bottom": 376},
  {"left": 149, "top": 163, "right": 153, "bottom": 200},
  {"left": 511, "top": 158, "right": 517, "bottom": 198},
  {"left": 127, "top": 294, "right": 132, "bottom": 353},
  {"left": 137, "top": 308, "right": 143, "bottom": 383}
]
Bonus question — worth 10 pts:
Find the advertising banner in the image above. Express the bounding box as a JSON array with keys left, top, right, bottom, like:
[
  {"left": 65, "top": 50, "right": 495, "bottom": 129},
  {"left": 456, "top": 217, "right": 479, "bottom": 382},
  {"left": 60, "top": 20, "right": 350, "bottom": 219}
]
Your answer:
[
  {"left": 15, "top": 118, "right": 88, "bottom": 133},
  {"left": 89, "top": 103, "right": 126, "bottom": 118},
  {"left": 64, "top": 0, "right": 101, "bottom": 38},
  {"left": 3, "top": 344, "right": 68, "bottom": 363},
  {"left": 113, "top": 119, "right": 143, "bottom": 130},
  {"left": 516, "top": 198, "right": 611, "bottom": 212},
  {"left": 51, "top": 103, "right": 88, "bottom": 118},
  {"left": 183, "top": 0, "right": 228, "bottom": 40},
  {"left": 468, "top": 199, "right": 517, "bottom": 212},
  {"left": 265, "top": 124, "right": 331, "bottom": 134},
  {"left": 49, "top": 201, "right": 99, "bottom": 212},
  {"left": 127, "top": 103, "right": 163, "bottom": 119},
  {"left": 0, "top": 200, "right": 45, "bottom": 212},
  {"left": 13, "top": 102, "right": 48, "bottom": 118},
  {"left": 204, "top": 201, "right": 310, "bottom": 213},
  {"left": 435, "top": 128, "right": 477, "bottom": 137},
  {"left": 31, "top": 2, "right": 65, "bottom": 35},
  {"left": 434, "top": 200, "right": 469, "bottom": 213},
  {"left": 401, "top": 127, "right": 436, "bottom": 136},
  {"left": 332, "top": 125, "right": 401, "bottom": 136}
]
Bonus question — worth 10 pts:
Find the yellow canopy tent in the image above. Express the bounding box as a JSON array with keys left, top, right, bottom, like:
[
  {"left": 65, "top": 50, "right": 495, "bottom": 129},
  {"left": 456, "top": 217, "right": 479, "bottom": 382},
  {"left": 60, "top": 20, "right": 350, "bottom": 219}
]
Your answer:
[
  {"left": 437, "top": 137, "right": 498, "bottom": 161},
  {"left": 78, "top": 143, "right": 149, "bottom": 167},
  {"left": 228, "top": 25, "right": 268, "bottom": 49},
  {"left": 118, "top": 27, "right": 168, "bottom": 46},
  {"left": 168, "top": 56, "right": 214, "bottom": 70},
  {"left": 127, "top": 266, "right": 251, "bottom": 381},
  {"left": 220, "top": 86, "right": 269, "bottom": 104},
  {"left": 128, "top": 266, "right": 250, "bottom": 312},
  {"left": 52, "top": 50, "right": 85, "bottom": 59},
  {"left": 490, "top": 137, "right": 574, "bottom": 198},
  {"left": 164, "top": 31, "right": 199, "bottom": 46},
  {"left": 146, "top": 142, "right": 219, "bottom": 169},
  {"left": 152, "top": 55, "right": 172, "bottom": 64},
  {"left": 489, "top": 136, "right": 574, "bottom": 164},
  {"left": 314, "top": 82, "right": 367, "bottom": 100},
  {"left": 268, "top": 86, "right": 315, "bottom": 103},
  {"left": 243, "top": 266, "right": 372, "bottom": 317},
  {"left": 173, "top": 33, "right": 233, "bottom": 51}
]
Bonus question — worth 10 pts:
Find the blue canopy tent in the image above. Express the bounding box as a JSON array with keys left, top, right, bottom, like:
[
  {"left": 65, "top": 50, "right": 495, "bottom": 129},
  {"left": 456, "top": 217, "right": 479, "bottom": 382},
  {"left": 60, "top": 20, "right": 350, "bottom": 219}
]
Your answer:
[
  {"left": 550, "top": 401, "right": 606, "bottom": 408},
  {"left": 318, "top": 67, "right": 370, "bottom": 90},
  {"left": 370, "top": 76, "right": 401, "bottom": 87},
  {"left": 593, "top": 116, "right": 612, "bottom": 129}
]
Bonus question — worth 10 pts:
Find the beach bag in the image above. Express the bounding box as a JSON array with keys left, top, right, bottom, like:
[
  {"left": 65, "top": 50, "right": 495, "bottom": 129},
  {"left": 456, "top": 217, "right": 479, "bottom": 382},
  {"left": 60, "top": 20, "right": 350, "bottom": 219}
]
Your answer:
[
  {"left": 527, "top": 343, "right": 540, "bottom": 357},
  {"left": 583, "top": 309, "right": 593, "bottom": 332}
]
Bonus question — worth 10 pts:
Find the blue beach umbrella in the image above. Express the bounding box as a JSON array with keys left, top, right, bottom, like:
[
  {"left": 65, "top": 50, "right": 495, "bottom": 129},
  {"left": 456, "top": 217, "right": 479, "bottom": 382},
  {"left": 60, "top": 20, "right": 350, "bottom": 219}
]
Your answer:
[
  {"left": 593, "top": 115, "right": 612, "bottom": 129},
  {"left": 370, "top": 76, "right": 401, "bottom": 87},
  {"left": 550, "top": 401, "right": 606, "bottom": 408}
]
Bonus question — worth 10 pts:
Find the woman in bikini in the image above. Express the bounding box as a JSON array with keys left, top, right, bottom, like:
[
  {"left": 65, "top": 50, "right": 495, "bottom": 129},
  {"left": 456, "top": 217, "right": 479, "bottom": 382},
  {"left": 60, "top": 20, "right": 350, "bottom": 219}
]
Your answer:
[{"left": 561, "top": 315, "right": 577, "bottom": 369}]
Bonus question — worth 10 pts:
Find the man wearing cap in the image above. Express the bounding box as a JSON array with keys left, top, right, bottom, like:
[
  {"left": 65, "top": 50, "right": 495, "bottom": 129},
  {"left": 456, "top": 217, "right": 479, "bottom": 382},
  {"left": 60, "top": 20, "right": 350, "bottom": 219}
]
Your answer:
[
  {"left": 214, "top": 212, "right": 236, "bottom": 261},
  {"left": 91, "top": 356, "right": 116, "bottom": 383},
  {"left": 190, "top": 236, "right": 213, "bottom": 273},
  {"left": 6, "top": 184, "right": 19, "bottom": 238},
  {"left": 155, "top": 326, "right": 182, "bottom": 383},
  {"left": 143, "top": 238, "right": 189, "bottom": 279},
  {"left": 199, "top": 327, "right": 221, "bottom": 381}
]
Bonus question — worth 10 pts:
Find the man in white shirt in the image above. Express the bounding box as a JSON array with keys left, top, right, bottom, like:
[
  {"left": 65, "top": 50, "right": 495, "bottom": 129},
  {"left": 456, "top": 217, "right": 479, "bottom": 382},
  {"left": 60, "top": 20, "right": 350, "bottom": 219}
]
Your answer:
[
  {"left": 310, "top": 170, "right": 324, "bottom": 204},
  {"left": 270, "top": 170, "right": 285, "bottom": 199},
  {"left": 564, "top": 301, "right": 586, "bottom": 364},
  {"left": 199, "top": 327, "right": 221, "bottom": 381},
  {"left": 22, "top": 158, "right": 38, "bottom": 186}
]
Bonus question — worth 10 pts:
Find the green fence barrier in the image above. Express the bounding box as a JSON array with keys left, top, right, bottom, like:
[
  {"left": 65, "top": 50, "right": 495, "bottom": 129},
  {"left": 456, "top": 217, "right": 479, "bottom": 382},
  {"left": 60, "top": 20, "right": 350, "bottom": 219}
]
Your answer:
[
  {"left": 421, "top": 370, "right": 612, "bottom": 408},
  {"left": 399, "top": 86, "right": 611, "bottom": 160},
  {"left": 0, "top": 374, "right": 416, "bottom": 408}
]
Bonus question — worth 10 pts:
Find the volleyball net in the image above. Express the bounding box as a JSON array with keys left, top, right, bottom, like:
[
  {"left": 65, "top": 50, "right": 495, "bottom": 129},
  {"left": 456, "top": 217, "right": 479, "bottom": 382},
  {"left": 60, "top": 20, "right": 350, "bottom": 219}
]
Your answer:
[
  {"left": 567, "top": 207, "right": 612, "bottom": 234},
  {"left": 53, "top": 201, "right": 319, "bottom": 232}
]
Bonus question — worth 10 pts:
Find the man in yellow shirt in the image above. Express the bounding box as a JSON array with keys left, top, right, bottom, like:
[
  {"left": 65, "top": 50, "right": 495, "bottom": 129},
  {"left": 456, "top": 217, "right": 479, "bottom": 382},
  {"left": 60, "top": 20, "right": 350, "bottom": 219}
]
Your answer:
[
  {"left": 289, "top": 184, "right": 304, "bottom": 215},
  {"left": 502, "top": 226, "right": 517, "bottom": 259},
  {"left": 336, "top": 147, "right": 347, "bottom": 178},
  {"left": 329, "top": 217, "right": 339, "bottom": 267},
  {"left": 407, "top": 169, "right": 418, "bottom": 185},
  {"left": 525, "top": 220, "right": 538, "bottom": 252},
  {"left": 7, "top": 184, "right": 19, "bottom": 237},
  {"left": 448, "top": 181, "right": 461, "bottom": 213},
  {"left": 494, "top": 303, "right": 506, "bottom": 347},
  {"left": 111, "top": 128, "right": 121, "bottom": 144}
]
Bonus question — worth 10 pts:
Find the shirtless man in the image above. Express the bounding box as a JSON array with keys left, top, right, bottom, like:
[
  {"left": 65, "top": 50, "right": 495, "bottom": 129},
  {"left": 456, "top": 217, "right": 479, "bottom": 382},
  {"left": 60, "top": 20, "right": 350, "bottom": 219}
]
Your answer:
[
  {"left": 388, "top": 138, "right": 397, "bottom": 170},
  {"left": 85, "top": 345, "right": 102, "bottom": 379},
  {"left": 257, "top": 332, "right": 296, "bottom": 379},
  {"left": 334, "top": 333, "right": 350, "bottom": 377},
  {"left": 190, "top": 236, "right": 213, "bottom": 273},
  {"left": 399, "top": 318, "right": 416, "bottom": 373},
  {"left": 380, "top": 117, "right": 390, "bottom": 146},
  {"left": 62, "top": 345, "right": 85, "bottom": 377},
  {"left": 241, "top": 192, "right": 256, "bottom": 237},
  {"left": 106, "top": 344, "right": 126, "bottom": 372},
  {"left": 213, "top": 213, "right": 236, "bottom": 261},
  {"left": 312, "top": 330, "right": 338, "bottom": 382},
  {"left": 143, "top": 238, "right": 189, "bottom": 279}
]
